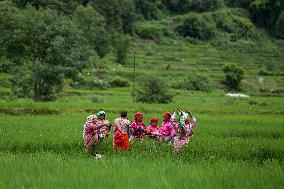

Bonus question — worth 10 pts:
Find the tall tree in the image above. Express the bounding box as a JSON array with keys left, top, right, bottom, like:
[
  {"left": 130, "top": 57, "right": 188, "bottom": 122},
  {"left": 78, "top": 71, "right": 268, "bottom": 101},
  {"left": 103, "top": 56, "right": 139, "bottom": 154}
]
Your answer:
[
  {"left": 1, "top": 4, "right": 88, "bottom": 101},
  {"left": 74, "top": 5, "right": 110, "bottom": 58}
]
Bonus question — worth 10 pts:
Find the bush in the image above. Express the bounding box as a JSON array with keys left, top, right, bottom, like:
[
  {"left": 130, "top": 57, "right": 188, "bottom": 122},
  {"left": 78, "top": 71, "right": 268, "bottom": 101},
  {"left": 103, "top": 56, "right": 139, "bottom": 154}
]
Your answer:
[
  {"left": 136, "top": 77, "right": 173, "bottom": 104},
  {"left": 134, "top": 23, "right": 165, "bottom": 41},
  {"left": 11, "top": 70, "right": 33, "bottom": 98},
  {"left": 87, "top": 80, "right": 110, "bottom": 90},
  {"left": 212, "top": 9, "right": 260, "bottom": 39},
  {"left": 109, "top": 77, "right": 130, "bottom": 87},
  {"left": 223, "top": 64, "right": 244, "bottom": 89},
  {"left": 186, "top": 73, "right": 213, "bottom": 92},
  {"left": 176, "top": 13, "right": 216, "bottom": 40}
]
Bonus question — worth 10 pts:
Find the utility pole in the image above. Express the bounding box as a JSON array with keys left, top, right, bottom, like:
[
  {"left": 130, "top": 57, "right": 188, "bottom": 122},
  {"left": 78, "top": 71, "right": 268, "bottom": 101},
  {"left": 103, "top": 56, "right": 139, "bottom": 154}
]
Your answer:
[{"left": 133, "top": 50, "right": 136, "bottom": 103}]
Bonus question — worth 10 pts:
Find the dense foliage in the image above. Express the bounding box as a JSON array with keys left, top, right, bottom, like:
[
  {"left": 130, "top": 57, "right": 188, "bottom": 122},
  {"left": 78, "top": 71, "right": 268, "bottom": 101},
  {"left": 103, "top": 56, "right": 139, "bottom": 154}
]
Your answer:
[
  {"left": 136, "top": 77, "right": 173, "bottom": 104},
  {"left": 0, "top": 0, "right": 283, "bottom": 101}
]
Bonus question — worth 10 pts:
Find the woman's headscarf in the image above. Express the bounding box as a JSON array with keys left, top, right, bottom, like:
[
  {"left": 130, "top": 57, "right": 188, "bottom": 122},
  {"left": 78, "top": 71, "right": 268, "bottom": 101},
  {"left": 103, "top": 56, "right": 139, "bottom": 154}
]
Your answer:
[
  {"left": 163, "top": 112, "right": 171, "bottom": 122},
  {"left": 98, "top": 111, "right": 106, "bottom": 118},
  {"left": 150, "top": 117, "right": 159, "bottom": 123},
  {"left": 134, "top": 112, "right": 143, "bottom": 122},
  {"left": 87, "top": 115, "right": 97, "bottom": 123}
]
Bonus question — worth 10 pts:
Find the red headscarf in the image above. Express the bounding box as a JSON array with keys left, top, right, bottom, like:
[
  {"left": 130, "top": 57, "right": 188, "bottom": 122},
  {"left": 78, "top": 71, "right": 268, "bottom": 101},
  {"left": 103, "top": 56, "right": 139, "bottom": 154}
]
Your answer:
[
  {"left": 134, "top": 112, "right": 143, "bottom": 122},
  {"left": 163, "top": 112, "right": 171, "bottom": 122},
  {"left": 150, "top": 117, "right": 158, "bottom": 123}
]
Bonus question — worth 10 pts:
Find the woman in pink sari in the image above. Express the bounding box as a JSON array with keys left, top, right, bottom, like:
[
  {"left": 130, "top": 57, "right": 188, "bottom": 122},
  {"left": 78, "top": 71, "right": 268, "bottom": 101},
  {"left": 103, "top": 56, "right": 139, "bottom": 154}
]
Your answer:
[
  {"left": 158, "top": 112, "right": 176, "bottom": 143},
  {"left": 82, "top": 115, "right": 109, "bottom": 153},
  {"left": 130, "top": 112, "right": 147, "bottom": 140},
  {"left": 172, "top": 110, "right": 197, "bottom": 153}
]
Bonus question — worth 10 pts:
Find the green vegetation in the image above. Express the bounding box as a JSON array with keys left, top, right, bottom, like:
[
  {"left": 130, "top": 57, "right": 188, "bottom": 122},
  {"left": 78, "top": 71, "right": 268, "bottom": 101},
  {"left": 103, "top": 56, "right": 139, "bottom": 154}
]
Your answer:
[
  {"left": 0, "top": 89, "right": 283, "bottom": 188},
  {"left": 1, "top": 0, "right": 284, "bottom": 100},
  {"left": 0, "top": 0, "right": 283, "bottom": 188},
  {"left": 136, "top": 77, "right": 173, "bottom": 103},
  {"left": 223, "top": 64, "right": 244, "bottom": 90}
]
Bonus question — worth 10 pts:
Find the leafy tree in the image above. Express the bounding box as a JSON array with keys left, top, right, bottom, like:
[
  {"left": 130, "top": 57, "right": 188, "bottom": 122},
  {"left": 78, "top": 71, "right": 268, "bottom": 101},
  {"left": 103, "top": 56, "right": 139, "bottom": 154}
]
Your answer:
[
  {"left": 135, "top": 0, "right": 163, "bottom": 20},
  {"left": 223, "top": 64, "right": 244, "bottom": 89},
  {"left": 115, "top": 36, "right": 130, "bottom": 65},
  {"left": 74, "top": 5, "right": 110, "bottom": 58},
  {"left": 1, "top": 5, "right": 88, "bottom": 101},
  {"left": 136, "top": 77, "right": 173, "bottom": 104},
  {"left": 0, "top": 1, "right": 22, "bottom": 59},
  {"left": 249, "top": 0, "right": 284, "bottom": 29},
  {"left": 186, "top": 73, "right": 212, "bottom": 92},
  {"left": 176, "top": 13, "right": 216, "bottom": 40},
  {"left": 91, "top": 0, "right": 136, "bottom": 34}
]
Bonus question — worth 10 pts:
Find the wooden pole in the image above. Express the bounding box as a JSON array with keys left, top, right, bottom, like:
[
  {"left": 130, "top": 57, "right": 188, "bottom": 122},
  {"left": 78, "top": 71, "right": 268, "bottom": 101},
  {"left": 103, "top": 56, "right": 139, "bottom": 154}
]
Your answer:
[{"left": 133, "top": 50, "right": 136, "bottom": 103}]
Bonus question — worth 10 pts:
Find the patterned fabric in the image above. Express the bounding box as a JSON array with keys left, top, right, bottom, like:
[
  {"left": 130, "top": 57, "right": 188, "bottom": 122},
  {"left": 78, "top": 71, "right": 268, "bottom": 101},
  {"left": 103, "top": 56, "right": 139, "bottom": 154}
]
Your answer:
[
  {"left": 130, "top": 121, "right": 146, "bottom": 139},
  {"left": 114, "top": 118, "right": 131, "bottom": 135},
  {"left": 83, "top": 122, "right": 100, "bottom": 149},
  {"left": 173, "top": 116, "right": 197, "bottom": 153},
  {"left": 146, "top": 125, "right": 159, "bottom": 135},
  {"left": 96, "top": 119, "right": 110, "bottom": 139},
  {"left": 159, "top": 120, "right": 176, "bottom": 137},
  {"left": 113, "top": 117, "right": 131, "bottom": 150}
]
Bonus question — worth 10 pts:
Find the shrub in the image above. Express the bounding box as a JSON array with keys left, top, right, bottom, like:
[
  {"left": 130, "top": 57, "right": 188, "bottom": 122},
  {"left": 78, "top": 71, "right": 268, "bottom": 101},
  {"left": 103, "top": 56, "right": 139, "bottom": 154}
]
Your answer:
[
  {"left": 134, "top": 23, "right": 165, "bottom": 41},
  {"left": 186, "top": 73, "right": 213, "bottom": 92},
  {"left": 176, "top": 13, "right": 216, "bottom": 40},
  {"left": 11, "top": 70, "right": 33, "bottom": 98},
  {"left": 223, "top": 63, "right": 244, "bottom": 89},
  {"left": 212, "top": 9, "right": 260, "bottom": 39},
  {"left": 87, "top": 80, "right": 110, "bottom": 90},
  {"left": 136, "top": 77, "right": 173, "bottom": 104},
  {"left": 109, "top": 77, "right": 130, "bottom": 87}
]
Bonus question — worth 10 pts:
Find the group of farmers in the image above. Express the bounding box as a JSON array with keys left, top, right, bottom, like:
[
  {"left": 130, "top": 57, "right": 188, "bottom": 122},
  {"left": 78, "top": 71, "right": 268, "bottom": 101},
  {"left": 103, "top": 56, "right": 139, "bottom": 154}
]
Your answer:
[{"left": 83, "top": 110, "right": 197, "bottom": 154}]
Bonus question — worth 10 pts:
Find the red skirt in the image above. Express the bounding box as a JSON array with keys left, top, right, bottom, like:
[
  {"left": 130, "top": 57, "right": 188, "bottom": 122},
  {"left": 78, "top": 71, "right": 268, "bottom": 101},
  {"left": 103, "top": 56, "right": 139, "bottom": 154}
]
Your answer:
[{"left": 114, "top": 131, "right": 130, "bottom": 150}]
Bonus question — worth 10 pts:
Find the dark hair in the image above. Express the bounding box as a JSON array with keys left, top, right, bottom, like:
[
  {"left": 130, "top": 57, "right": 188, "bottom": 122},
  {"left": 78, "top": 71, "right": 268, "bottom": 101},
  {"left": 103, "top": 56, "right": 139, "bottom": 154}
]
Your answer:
[{"left": 120, "top": 111, "right": 127, "bottom": 118}]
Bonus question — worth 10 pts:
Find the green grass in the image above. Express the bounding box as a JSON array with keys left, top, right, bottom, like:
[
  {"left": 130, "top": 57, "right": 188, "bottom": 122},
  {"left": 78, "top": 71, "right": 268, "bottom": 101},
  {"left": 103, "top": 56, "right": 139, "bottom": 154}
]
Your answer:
[
  {"left": 0, "top": 90, "right": 283, "bottom": 188},
  {"left": 0, "top": 11, "right": 284, "bottom": 188}
]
